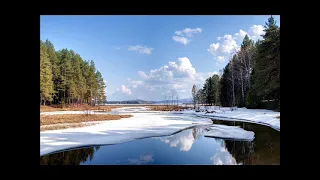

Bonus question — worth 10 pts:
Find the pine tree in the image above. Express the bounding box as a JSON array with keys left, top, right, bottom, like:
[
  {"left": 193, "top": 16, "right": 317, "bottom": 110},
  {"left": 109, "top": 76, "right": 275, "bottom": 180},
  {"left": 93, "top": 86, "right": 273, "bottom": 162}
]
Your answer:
[
  {"left": 40, "top": 39, "right": 107, "bottom": 106},
  {"left": 40, "top": 40, "right": 54, "bottom": 105},
  {"left": 252, "top": 16, "right": 280, "bottom": 105},
  {"left": 96, "top": 71, "right": 107, "bottom": 104},
  {"left": 44, "top": 39, "right": 59, "bottom": 103}
]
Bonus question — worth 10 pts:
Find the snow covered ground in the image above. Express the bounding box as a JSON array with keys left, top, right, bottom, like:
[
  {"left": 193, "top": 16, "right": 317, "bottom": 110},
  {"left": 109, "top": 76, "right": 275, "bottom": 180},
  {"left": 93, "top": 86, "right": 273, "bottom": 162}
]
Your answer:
[
  {"left": 40, "top": 107, "right": 255, "bottom": 156},
  {"left": 172, "top": 106, "right": 280, "bottom": 131}
]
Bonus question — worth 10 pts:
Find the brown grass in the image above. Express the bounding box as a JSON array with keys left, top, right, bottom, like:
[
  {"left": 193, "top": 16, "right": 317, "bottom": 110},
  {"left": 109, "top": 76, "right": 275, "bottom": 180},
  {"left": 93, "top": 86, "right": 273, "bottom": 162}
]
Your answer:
[
  {"left": 40, "top": 104, "right": 121, "bottom": 112},
  {"left": 40, "top": 114, "right": 132, "bottom": 126},
  {"left": 147, "top": 105, "right": 188, "bottom": 111},
  {"left": 40, "top": 104, "right": 166, "bottom": 112}
]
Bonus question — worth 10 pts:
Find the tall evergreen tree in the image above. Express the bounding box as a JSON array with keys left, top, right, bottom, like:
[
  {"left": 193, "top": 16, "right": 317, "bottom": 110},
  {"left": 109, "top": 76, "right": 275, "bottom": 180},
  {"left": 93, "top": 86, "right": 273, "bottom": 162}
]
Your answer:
[
  {"left": 40, "top": 40, "right": 54, "bottom": 105},
  {"left": 251, "top": 16, "right": 280, "bottom": 109},
  {"left": 40, "top": 39, "right": 107, "bottom": 106}
]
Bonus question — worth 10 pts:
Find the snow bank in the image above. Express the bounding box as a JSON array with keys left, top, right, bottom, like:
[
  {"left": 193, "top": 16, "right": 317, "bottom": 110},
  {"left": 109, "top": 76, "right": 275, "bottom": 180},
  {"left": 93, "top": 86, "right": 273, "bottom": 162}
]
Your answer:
[
  {"left": 40, "top": 109, "right": 254, "bottom": 156},
  {"left": 174, "top": 106, "right": 280, "bottom": 131},
  {"left": 205, "top": 124, "right": 254, "bottom": 141}
]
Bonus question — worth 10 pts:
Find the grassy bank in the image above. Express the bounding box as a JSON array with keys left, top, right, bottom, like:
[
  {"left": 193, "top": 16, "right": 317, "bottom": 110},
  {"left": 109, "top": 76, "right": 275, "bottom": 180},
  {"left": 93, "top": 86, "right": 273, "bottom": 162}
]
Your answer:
[
  {"left": 40, "top": 105, "right": 123, "bottom": 112},
  {"left": 147, "top": 105, "right": 189, "bottom": 111},
  {"left": 41, "top": 114, "right": 132, "bottom": 126}
]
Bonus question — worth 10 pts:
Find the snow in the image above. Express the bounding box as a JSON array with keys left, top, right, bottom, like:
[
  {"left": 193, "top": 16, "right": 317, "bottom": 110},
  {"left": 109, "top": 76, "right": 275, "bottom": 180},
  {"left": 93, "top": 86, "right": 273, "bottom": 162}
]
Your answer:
[
  {"left": 204, "top": 124, "right": 254, "bottom": 141},
  {"left": 40, "top": 107, "right": 255, "bottom": 156},
  {"left": 174, "top": 106, "right": 280, "bottom": 131}
]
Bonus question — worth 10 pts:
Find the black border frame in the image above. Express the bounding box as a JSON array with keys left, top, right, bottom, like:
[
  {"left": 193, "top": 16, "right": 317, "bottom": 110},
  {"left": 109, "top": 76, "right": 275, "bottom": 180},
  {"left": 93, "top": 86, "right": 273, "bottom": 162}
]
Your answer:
[{"left": 6, "top": 2, "right": 291, "bottom": 176}]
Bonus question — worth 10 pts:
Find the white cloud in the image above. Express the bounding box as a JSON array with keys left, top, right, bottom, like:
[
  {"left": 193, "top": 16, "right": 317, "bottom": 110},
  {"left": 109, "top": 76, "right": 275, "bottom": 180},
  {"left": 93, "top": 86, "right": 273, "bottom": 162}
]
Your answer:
[
  {"left": 208, "top": 24, "right": 266, "bottom": 64},
  {"left": 116, "top": 57, "right": 215, "bottom": 101},
  {"left": 157, "top": 129, "right": 194, "bottom": 151},
  {"left": 140, "top": 57, "right": 197, "bottom": 83},
  {"left": 217, "top": 56, "right": 225, "bottom": 63},
  {"left": 207, "top": 34, "right": 239, "bottom": 64},
  {"left": 138, "top": 71, "right": 148, "bottom": 78},
  {"left": 210, "top": 146, "right": 239, "bottom": 165},
  {"left": 178, "top": 28, "right": 202, "bottom": 37},
  {"left": 128, "top": 80, "right": 143, "bottom": 88},
  {"left": 249, "top": 25, "right": 265, "bottom": 41},
  {"left": 173, "top": 36, "right": 189, "bottom": 45},
  {"left": 128, "top": 45, "right": 153, "bottom": 54},
  {"left": 120, "top": 85, "right": 132, "bottom": 95},
  {"left": 173, "top": 28, "right": 202, "bottom": 45},
  {"left": 234, "top": 29, "right": 248, "bottom": 41}
]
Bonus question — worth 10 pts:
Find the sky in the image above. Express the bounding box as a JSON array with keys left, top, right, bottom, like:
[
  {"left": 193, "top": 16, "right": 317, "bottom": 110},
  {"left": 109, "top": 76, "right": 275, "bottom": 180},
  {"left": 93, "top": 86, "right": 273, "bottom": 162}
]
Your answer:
[{"left": 40, "top": 15, "right": 280, "bottom": 101}]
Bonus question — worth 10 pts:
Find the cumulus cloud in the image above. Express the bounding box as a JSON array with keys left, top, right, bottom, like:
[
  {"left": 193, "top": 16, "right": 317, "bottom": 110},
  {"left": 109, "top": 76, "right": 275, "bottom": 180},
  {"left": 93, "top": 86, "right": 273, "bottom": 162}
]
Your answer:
[
  {"left": 138, "top": 71, "right": 148, "bottom": 78},
  {"left": 157, "top": 129, "right": 194, "bottom": 151},
  {"left": 172, "top": 36, "right": 189, "bottom": 45},
  {"left": 175, "top": 28, "right": 202, "bottom": 37},
  {"left": 110, "top": 57, "right": 219, "bottom": 101},
  {"left": 207, "top": 34, "right": 239, "bottom": 63},
  {"left": 173, "top": 28, "right": 202, "bottom": 45},
  {"left": 210, "top": 147, "right": 239, "bottom": 165},
  {"left": 128, "top": 79, "right": 143, "bottom": 88},
  {"left": 249, "top": 25, "right": 265, "bottom": 41},
  {"left": 234, "top": 29, "right": 248, "bottom": 41},
  {"left": 117, "top": 57, "right": 215, "bottom": 100},
  {"left": 120, "top": 85, "right": 132, "bottom": 95},
  {"left": 208, "top": 24, "right": 266, "bottom": 64},
  {"left": 128, "top": 45, "right": 153, "bottom": 54},
  {"left": 139, "top": 57, "right": 198, "bottom": 84}
]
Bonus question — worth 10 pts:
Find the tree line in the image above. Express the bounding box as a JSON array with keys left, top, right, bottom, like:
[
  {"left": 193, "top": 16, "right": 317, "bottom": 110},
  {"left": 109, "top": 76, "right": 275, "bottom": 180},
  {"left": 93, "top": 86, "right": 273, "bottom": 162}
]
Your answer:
[
  {"left": 40, "top": 39, "right": 106, "bottom": 106},
  {"left": 192, "top": 16, "right": 280, "bottom": 111}
]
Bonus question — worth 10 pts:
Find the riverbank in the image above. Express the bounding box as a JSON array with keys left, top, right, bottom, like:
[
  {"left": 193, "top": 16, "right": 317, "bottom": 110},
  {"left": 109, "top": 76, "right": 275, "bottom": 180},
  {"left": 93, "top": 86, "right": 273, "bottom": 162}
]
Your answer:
[
  {"left": 174, "top": 106, "right": 280, "bottom": 131},
  {"left": 40, "top": 114, "right": 132, "bottom": 131},
  {"left": 40, "top": 107, "right": 257, "bottom": 156}
]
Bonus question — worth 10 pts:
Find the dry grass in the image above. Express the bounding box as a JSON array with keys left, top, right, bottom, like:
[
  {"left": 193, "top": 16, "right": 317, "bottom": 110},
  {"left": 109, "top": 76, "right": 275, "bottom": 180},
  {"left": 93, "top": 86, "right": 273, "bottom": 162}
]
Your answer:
[
  {"left": 40, "top": 104, "right": 164, "bottom": 112},
  {"left": 40, "top": 114, "right": 132, "bottom": 126},
  {"left": 40, "top": 123, "right": 93, "bottom": 132},
  {"left": 276, "top": 116, "right": 280, "bottom": 120},
  {"left": 40, "top": 104, "right": 120, "bottom": 112},
  {"left": 147, "top": 105, "right": 188, "bottom": 111}
]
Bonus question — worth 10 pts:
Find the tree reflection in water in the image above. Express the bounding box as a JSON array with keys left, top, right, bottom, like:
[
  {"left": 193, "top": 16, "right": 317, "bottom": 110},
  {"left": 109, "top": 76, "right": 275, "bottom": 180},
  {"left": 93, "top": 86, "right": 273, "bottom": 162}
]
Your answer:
[{"left": 40, "top": 146, "right": 100, "bottom": 165}]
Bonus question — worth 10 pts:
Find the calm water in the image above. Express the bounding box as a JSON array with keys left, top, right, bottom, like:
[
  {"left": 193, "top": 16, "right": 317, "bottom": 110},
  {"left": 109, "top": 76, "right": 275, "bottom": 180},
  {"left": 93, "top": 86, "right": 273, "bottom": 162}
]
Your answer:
[{"left": 40, "top": 120, "right": 280, "bottom": 165}]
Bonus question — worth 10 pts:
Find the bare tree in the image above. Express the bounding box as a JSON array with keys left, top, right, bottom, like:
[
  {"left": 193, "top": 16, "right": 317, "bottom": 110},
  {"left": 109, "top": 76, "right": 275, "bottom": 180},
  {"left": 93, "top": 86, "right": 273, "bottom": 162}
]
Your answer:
[
  {"left": 170, "top": 89, "right": 176, "bottom": 106},
  {"left": 191, "top": 84, "right": 197, "bottom": 109},
  {"left": 163, "top": 94, "right": 168, "bottom": 107},
  {"left": 230, "top": 57, "right": 236, "bottom": 109},
  {"left": 176, "top": 91, "right": 179, "bottom": 107}
]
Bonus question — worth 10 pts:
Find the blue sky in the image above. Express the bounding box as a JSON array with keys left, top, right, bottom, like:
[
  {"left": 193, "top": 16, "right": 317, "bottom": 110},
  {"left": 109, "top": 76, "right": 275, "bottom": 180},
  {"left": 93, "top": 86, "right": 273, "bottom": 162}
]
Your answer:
[{"left": 40, "top": 15, "right": 280, "bottom": 101}]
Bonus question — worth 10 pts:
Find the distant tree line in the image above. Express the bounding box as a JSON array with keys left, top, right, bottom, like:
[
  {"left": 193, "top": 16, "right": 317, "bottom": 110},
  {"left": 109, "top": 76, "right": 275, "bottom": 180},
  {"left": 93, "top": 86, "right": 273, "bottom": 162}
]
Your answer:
[
  {"left": 40, "top": 39, "right": 106, "bottom": 106},
  {"left": 193, "top": 16, "right": 280, "bottom": 111}
]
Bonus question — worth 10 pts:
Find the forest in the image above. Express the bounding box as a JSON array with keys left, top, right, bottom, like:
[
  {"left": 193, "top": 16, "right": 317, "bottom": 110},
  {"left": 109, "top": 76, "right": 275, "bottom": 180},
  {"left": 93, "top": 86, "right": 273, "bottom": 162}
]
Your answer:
[
  {"left": 193, "top": 16, "right": 280, "bottom": 111},
  {"left": 40, "top": 40, "right": 106, "bottom": 106}
]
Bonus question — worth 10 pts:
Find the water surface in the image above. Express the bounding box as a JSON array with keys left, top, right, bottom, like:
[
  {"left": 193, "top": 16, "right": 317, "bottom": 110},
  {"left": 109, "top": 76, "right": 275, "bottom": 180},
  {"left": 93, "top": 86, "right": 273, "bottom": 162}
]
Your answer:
[{"left": 40, "top": 120, "right": 279, "bottom": 165}]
